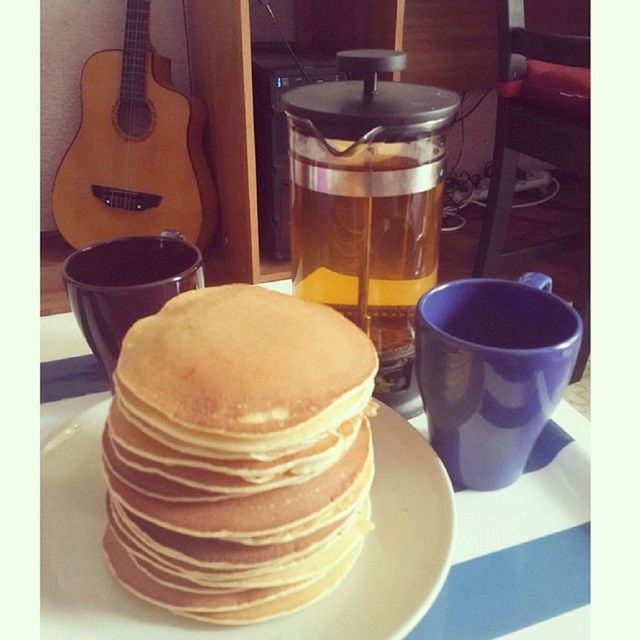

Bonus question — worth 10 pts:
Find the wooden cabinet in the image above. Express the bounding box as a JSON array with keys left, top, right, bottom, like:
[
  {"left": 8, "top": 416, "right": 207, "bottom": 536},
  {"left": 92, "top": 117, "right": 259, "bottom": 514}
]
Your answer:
[
  {"left": 184, "top": 1, "right": 260, "bottom": 283},
  {"left": 183, "top": 0, "right": 496, "bottom": 284},
  {"left": 183, "top": 0, "right": 405, "bottom": 284}
]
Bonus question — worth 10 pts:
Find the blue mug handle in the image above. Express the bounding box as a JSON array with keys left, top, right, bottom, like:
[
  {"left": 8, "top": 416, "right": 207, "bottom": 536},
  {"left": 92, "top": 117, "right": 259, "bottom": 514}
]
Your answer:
[{"left": 518, "top": 272, "right": 552, "bottom": 292}]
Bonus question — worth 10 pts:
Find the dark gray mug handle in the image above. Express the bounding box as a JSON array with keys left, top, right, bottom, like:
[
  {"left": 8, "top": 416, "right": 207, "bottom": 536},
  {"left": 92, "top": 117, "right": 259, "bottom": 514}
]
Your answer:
[{"left": 519, "top": 272, "right": 552, "bottom": 292}]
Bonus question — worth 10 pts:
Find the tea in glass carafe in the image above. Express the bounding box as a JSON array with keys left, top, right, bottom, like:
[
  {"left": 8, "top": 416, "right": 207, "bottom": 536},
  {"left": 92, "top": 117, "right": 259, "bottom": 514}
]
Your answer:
[{"left": 282, "top": 50, "right": 459, "bottom": 417}]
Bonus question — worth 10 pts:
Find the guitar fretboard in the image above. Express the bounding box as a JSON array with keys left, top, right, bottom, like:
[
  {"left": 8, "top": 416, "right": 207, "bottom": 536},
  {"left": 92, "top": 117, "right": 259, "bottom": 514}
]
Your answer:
[{"left": 119, "top": 0, "right": 151, "bottom": 104}]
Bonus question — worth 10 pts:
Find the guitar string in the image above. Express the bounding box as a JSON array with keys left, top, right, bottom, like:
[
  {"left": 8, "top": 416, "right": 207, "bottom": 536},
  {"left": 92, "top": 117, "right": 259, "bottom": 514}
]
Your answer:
[
  {"left": 135, "top": 0, "right": 150, "bottom": 215},
  {"left": 124, "top": 0, "right": 144, "bottom": 212},
  {"left": 122, "top": 1, "right": 134, "bottom": 212},
  {"left": 130, "top": 0, "right": 144, "bottom": 213},
  {"left": 124, "top": 0, "right": 142, "bottom": 213},
  {"left": 122, "top": 1, "right": 131, "bottom": 211},
  {"left": 135, "top": 0, "right": 150, "bottom": 216}
]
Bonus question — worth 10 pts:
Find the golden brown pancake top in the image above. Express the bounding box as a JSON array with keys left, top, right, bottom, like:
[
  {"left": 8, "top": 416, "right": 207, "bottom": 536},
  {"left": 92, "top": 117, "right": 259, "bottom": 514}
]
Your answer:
[{"left": 115, "top": 285, "right": 378, "bottom": 434}]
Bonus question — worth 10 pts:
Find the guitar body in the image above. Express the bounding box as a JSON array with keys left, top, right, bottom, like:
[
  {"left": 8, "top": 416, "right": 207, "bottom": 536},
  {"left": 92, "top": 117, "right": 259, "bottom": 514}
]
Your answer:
[{"left": 53, "top": 49, "right": 217, "bottom": 250}]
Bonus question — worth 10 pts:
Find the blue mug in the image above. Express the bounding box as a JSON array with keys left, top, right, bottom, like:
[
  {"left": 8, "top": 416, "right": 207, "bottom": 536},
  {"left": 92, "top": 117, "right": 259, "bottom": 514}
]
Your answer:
[{"left": 415, "top": 273, "right": 582, "bottom": 491}]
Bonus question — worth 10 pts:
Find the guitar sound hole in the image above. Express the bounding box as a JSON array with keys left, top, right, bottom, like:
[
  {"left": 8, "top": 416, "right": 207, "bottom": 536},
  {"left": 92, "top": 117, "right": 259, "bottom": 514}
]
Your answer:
[{"left": 117, "top": 100, "right": 152, "bottom": 138}]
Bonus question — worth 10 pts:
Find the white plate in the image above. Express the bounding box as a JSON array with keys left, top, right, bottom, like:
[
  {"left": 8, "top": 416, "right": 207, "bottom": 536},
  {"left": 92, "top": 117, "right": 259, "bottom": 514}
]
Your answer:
[{"left": 41, "top": 399, "right": 455, "bottom": 640}]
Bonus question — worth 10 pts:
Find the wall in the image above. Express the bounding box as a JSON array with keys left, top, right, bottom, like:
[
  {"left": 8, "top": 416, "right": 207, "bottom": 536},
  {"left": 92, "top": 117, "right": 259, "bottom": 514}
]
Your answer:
[{"left": 40, "top": 0, "right": 293, "bottom": 233}]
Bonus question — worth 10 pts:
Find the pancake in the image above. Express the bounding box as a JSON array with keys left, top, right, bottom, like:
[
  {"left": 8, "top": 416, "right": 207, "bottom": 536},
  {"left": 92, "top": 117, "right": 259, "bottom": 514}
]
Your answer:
[
  {"left": 108, "top": 495, "right": 356, "bottom": 570},
  {"left": 106, "top": 453, "right": 373, "bottom": 549},
  {"left": 125, "top": 519, "right": 365, "bottom": 591},
  {"left": 114, "top": 285, "right": 378, "bottom": 435},
  {"left": 104, "top": 419, "right": 372, "bottom": 540},
  {"left": 114, "top": 375, "right": 373, "bottom": 458},
  {"left": 107, "top": 398, "right": 365, "bottom": 485},
  {"left": 103, "top": 526, "right": 314, "bottom": 611},
  {"left": 174, "top": 547, "right": 361, "bottom": 625},
  {"left": 175, "top": 546, "right": 362, "bottom": 625},
  {"left": 102, "top": 429, "right": 231, "bottom": 502},
  {"left": 104, "top": 525, "right": 364, "bottom": 623},
  {"left": 110, "top": 497, "right": 371, "bottom": 590}
]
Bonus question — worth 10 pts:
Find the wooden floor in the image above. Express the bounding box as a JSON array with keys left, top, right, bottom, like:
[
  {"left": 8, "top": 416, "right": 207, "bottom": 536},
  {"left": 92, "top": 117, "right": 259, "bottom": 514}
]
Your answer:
[{"left": 41, "top": 170, "right": 590, "bottom": 415}]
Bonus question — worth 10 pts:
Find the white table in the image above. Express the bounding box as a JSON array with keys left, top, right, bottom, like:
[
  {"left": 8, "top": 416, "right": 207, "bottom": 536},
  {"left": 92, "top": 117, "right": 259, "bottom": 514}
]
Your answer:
[{"left": 41, "top": 280, "right": 591, "bottom": 639}]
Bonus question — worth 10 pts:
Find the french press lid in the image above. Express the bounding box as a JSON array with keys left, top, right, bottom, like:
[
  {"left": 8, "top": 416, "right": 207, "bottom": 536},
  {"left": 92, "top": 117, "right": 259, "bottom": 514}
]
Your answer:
[{"left": 281, "top": 49, "right": 460, "bottom": 141}]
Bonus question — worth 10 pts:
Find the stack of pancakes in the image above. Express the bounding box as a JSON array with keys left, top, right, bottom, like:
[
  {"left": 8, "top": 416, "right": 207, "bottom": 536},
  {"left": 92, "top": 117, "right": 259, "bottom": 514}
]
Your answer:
[{"left": 101, "top": 284, "right": 378, "bottom": 624}]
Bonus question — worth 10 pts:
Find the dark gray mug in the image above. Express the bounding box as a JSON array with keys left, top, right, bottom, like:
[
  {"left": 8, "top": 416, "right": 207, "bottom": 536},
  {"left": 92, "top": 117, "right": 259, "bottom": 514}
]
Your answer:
[{"left": 62, "top": 232, "right": 204, "bottom": 388}]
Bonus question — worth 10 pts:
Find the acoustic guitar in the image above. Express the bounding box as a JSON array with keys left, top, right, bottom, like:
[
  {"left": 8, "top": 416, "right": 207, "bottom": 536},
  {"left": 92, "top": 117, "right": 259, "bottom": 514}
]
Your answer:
[{"left": 52, "top": 0, "right": 217, "bottom": 250}]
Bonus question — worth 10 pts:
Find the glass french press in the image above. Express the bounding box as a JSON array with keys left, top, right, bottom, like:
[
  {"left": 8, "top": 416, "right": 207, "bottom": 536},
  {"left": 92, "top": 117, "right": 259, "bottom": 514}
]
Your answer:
[{"left": 282, "top": 50, "right": 459, "bottom": 418}]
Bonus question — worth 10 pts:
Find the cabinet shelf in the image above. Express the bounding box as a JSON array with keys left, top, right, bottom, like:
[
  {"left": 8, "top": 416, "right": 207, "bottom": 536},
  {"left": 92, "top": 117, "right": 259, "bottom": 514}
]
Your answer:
[{"left": 259, "top": 257, "right": 291, "bottom": 284}]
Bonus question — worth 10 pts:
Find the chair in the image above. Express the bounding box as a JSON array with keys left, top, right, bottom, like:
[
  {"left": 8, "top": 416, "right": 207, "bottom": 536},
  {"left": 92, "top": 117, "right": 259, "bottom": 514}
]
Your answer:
[{"left": 472, "top": 0, "right": 590, "bottom": 382}]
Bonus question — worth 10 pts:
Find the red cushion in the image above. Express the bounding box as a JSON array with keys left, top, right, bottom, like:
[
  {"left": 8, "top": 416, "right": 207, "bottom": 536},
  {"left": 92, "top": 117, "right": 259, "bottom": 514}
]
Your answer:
[{"left": 519, "top": 60, "right": 590, "bottom": 119}]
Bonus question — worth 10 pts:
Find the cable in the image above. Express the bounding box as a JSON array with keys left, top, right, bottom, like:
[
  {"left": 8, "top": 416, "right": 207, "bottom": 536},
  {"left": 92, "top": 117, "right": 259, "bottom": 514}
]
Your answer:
[
  {"left": 467, "top": 177, "right": 561, "bottom": 210},
  {"left": 441, "top": 182, "right": 467, "bottom": 232},
  {"left": 441, "top": 211, "right": 466, "bottom": 232},
  {"left": 448, "top": 90, "right": 467, "bottom": 175},
  {"left": 442, "top": 168, "right": 477, "bottom": 232},
  {"left": 446, "top": 88, "right": 492, "bottom": 180},
  {"left": 451, "top": 88, "right": 492, "bottom": 125},
  {"left": 505, "top": 177, "right": 561, "bottom": 209},
  {"left": 258, "top": 1, "right": 313, "bottom": 84}
]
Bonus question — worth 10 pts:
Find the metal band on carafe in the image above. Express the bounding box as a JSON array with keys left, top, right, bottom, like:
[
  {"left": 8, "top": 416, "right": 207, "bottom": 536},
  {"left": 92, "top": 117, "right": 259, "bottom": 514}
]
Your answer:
[{"left": 290, "top": 158, "right": 444, "bottom": 197}]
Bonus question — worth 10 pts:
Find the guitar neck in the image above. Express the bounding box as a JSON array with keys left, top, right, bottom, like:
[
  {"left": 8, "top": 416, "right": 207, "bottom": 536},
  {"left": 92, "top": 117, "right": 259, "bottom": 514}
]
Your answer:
[{"left": 119, "top": 0, "right": 151, "bottom": 105}]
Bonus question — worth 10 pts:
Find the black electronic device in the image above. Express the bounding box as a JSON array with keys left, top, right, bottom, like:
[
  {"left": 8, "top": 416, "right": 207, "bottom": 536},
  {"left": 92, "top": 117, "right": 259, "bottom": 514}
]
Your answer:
[{"left": 251, "top": 46, "right": 348, "bottom": 260}]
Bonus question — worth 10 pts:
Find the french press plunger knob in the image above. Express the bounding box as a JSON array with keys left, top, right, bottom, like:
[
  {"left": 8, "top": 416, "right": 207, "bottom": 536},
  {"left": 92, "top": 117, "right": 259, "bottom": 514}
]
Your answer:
[{"left": 336, "top": 49, "right": 408, "bottom": 98}]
